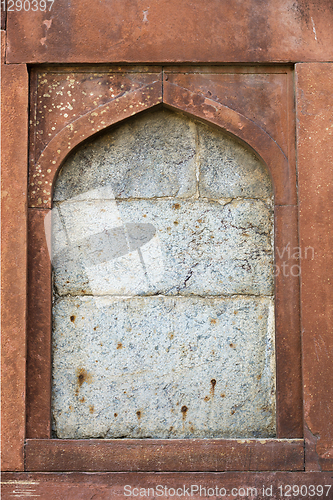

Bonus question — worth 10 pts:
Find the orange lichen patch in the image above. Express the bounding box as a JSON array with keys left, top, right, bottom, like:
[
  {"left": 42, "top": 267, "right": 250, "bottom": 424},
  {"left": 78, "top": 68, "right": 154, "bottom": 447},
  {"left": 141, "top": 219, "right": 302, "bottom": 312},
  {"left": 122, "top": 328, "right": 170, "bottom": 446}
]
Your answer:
[
  {"left": 210, "top": 318, "right": 217, "bottom": 324},
  {"left": 229, "top": 343, "right": 236, "bottom": 348},
  {"left": 70, "top": 315, "right": 76, "bottom": 323},
  {"left": 204, "top": 396, "right": 210, "bottom": 402},
  {"left": 79, "top": 397, "right": 85, "bottom": 403},
  {"left": 136, "top": 410, "right": 141, "bottom": 419},
  {"left": 117, "top": 342, "right": 123, "bottom": 349},
  {"left": 173, "top": 203, "right": 180, "bottom": 209},
  {"left": 89, "top": 405, "right": 94, "bottom": 414}
]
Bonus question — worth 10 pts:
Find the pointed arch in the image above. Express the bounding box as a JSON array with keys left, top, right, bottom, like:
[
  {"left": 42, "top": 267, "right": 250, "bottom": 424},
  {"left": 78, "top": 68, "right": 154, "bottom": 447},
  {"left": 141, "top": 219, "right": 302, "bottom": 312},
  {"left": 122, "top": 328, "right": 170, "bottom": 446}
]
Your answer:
[
  {"left": 29, "top": 80, "right": 295, "bottom": 208},
  {"left": 29, "top": 82, "right": 163, "bottom": 208},
  {"left": 163, "top": 81, "right": 294, "bottom": 206}
]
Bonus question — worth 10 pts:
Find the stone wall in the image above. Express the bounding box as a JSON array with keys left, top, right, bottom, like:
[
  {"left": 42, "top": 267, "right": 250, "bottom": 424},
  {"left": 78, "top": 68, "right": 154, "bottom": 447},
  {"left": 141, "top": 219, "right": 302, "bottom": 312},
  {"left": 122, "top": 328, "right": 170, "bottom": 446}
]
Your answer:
[{"left": 51, "top": 108, "right": 275, "bottom": 439}]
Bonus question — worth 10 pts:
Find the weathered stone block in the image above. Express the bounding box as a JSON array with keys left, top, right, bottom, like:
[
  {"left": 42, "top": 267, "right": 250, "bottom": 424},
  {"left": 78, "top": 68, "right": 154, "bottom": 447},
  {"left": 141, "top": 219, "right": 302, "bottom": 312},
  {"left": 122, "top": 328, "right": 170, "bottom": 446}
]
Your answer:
[
  {"left": 53, "top": 109, "right": 197, "bottom": 201},
  {"left": 198, "top": 122, "right": 273, "bottom": 200},
  {"left": 52, "top": 198, "right": 273, "bottom": 297},
  {"left": 52, "top": 296, "right": 276, "bottom": 439}
]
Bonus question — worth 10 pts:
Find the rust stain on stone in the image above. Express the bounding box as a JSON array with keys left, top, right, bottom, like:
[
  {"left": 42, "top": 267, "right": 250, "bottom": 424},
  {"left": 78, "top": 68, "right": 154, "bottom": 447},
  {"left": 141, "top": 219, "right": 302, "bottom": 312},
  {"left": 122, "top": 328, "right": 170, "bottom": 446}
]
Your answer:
[
  {"left": 136, "top": 410, "right": 141, "bottom": 420},
  {"left": 70, "top": 315, "right": 76, "bottom": 323},
  {"left": 76, "top": 368, "right": 93, "bottom": 388},
  {"left": 181, "top": 405, "right": 188, "bottom": 420},
  {"left": 89, "top": 405, "right": 94, "bottom": 414},
  {"left": 116, "top": 342, "right": 123, "bottom": 350},
  {"left": 210, "top": 379, "right": 216, "bottom": 397}
]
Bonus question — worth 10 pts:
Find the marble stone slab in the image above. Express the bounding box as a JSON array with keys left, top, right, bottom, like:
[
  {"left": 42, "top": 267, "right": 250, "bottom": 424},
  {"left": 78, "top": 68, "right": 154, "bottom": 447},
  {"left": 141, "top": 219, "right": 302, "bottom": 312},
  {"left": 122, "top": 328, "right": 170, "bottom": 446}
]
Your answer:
[
  {"left": 52, "top": 296, "right": 276, "bottom": 439},
  {"left": 51, "top": 198, "right": 274, "bottom": 297},
  {"left": 197, "top": 121, "right": 273, "bottom": 200},
  {"left": 53, "top": 109, "right": 198, "bottom": 201}
]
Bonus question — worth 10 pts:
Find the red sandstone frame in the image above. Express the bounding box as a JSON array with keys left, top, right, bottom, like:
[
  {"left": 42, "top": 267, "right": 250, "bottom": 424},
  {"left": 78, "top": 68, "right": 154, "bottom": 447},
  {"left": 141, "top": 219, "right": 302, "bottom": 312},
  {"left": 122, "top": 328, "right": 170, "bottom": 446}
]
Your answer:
[
  {"left": 2, "top": 4, "right": 333, "bottom": 490},
  {"left": 23, "top": 66, "right": 305, "bottom": 472}
]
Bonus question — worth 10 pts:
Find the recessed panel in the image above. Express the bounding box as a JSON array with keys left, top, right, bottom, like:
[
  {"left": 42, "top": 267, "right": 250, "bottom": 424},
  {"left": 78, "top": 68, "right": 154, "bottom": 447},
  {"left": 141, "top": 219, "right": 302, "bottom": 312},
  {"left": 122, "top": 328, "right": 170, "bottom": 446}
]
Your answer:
[{"left": 51, "top": 109, "right": 275, "bottom": 438}]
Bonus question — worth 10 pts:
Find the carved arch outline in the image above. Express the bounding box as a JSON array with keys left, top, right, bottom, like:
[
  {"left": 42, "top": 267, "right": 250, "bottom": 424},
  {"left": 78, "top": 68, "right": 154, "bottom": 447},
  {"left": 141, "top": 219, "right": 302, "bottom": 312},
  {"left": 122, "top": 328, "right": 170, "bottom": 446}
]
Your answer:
[{"left": 29, "top": 80, "right": 295, "bottom": 208}]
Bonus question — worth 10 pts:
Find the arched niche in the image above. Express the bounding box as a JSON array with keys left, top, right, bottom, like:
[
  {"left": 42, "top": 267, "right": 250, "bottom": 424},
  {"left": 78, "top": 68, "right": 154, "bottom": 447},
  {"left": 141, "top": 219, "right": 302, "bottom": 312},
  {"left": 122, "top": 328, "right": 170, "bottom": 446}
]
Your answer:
[
  {"left": 50, "top": 108, "right": 275, "bottom": 439},
  {"left": 29, "top": 84, "right": 294, "bottom": 209}
]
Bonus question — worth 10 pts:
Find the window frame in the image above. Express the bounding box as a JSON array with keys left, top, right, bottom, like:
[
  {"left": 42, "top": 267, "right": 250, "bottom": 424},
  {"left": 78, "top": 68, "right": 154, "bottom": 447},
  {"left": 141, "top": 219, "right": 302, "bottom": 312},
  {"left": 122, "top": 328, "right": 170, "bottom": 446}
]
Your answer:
[{"left": 26, "top": 65, "right": 304, "bottom": 472}]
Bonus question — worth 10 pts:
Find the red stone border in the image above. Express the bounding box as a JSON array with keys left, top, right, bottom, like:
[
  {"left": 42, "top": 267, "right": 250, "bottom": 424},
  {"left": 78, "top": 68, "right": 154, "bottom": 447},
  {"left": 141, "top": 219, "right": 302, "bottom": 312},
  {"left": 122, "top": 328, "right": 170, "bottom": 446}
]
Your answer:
[
  {"left": 296, "top": 63, "right": 333, "bottom": 472},
  {"left": 25, "top": 439, "right": 304, "bottom": 472},
  {"left": 26, "top": 209, "right": 52, "bottom": 439},
  {"left": 5, "top": 0, "right": 333, "bottom": 64},
  {"left": 4, "top": 471, "right": 333, "bottom": 499},
  {"left": 1, "top": 31, "right": 28, "bottom": 472},
  {"left": 8, "top": 60, "right": 332, "bottom": 472}
]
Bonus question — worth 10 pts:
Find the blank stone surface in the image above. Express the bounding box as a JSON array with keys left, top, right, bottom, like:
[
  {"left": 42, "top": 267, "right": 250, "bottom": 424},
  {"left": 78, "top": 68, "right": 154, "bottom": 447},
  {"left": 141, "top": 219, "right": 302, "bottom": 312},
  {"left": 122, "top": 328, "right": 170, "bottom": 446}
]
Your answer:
[
  {"left": 52, "top": 198, "right": 273, "bottom": 297},
  {"left": 51, "top": 108, "right": 276, "bottom": 439},
  {"left": 52, "top": 296, "right": 275, "bottom": 439}
]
